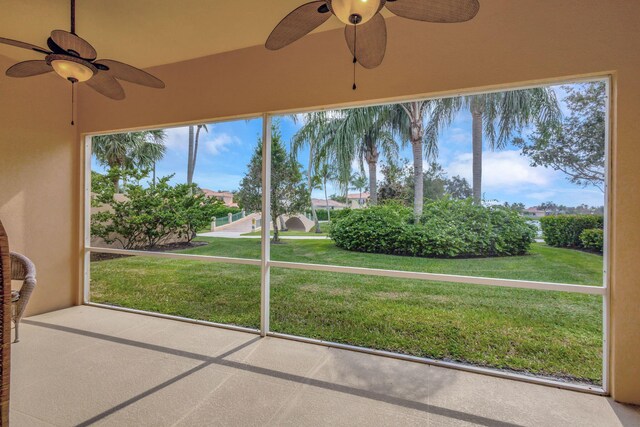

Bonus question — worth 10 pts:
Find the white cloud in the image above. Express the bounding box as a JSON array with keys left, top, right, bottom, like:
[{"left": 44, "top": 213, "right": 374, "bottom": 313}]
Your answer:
[
  {"left": 163, "top": 126, "right": 189, "bottom": 151},
  {"left": 446, "top": 127, "right": 471, "bottom": 145},
  {"left": 205, "top": 133, "right": 240, "bottom": 156},
  {"left": 160, "top": 127, "right": 240, "bottom": 158},
  {"left": 446, "top": 150, "right": 556, "bottom": 190}
]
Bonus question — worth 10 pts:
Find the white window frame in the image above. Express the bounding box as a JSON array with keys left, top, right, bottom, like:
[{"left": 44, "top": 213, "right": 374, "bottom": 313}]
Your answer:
[{"left": 82, "top": 76, "right": 611, "bottom": 396}]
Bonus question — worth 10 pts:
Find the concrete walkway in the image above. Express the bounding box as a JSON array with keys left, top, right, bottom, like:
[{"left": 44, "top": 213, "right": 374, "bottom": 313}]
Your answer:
[
  {"left": 213, "top": 212, "right": 261, "bottom": 233},
  {"left": 198, "top": 231, "right": 329, "bottom": 240}
]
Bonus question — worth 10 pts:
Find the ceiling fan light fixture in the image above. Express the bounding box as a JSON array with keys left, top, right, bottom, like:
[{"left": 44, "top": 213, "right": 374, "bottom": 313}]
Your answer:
[
  {"left": 50, "top": 58, "right": 94, "bottom": 82},
  {"left": 331, "top": 0, "right": 381, "bottom": 25}
]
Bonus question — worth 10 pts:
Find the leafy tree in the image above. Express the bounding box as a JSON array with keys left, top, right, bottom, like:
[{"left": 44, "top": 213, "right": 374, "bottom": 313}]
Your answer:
[
  {"left": 422, "top": 163, "right": 448, "bottom": 201},
  {"left": 187, "top": 124, "right": 208, "bottom": 187},
  {"left": 378, "top": 159, "right": 471, "bottom": 205},
  {"left": 378, "top": 159, "right": 411, "bottom": 204},
  {"left": 93, "top": 130, "right": 167, "bottom": 192},
  {"left": 445, "top": 175, "right": 472, "bottom": 200},
  {"left": 428, "top": 89, "right": 561, "bottom": 204},
  {"left": 513, "top": 82, "right": 606, "bottom": 191},
  {"left": 236, "top": 124, "right": 309, "bottom": 243},
  {"left": 329, "top": 193, "right": 347, "bottom": 204},
  {"left": 503, "top": 202, "right": 526, "bottom": 213}
]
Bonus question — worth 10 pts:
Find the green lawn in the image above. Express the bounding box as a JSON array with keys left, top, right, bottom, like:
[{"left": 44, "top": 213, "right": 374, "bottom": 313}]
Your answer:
[{"left": 90, "top": 239, "right": 603, "bottom": 384}]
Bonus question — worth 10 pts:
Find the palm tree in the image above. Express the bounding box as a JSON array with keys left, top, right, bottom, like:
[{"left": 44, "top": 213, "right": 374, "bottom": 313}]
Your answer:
[
  {"left": 428, "top": 89, "right": 561, "bottom": 204},
  {"left": 315, "top": 161, "right": 338, "bottom": 221},
  {"left": 387, "top": 102, "right": 439, "bottom": 220},
  {"left": 291, "top": 112, "right": 333, "bottom": 232},
  {"left": 331, "top": 107, "right": 397, "bottom": 206},
  {"left": 296, "top": 107, "right": 397, "bottom": 209},
  {"left": 93, "top": 130, "right": 167, "bottom": 192},
  {"left": 350, "top": 172, "right": 368, "bottom": 205},
  {"left": 187, "top": 124, "right": 208, "bottom": 186}
]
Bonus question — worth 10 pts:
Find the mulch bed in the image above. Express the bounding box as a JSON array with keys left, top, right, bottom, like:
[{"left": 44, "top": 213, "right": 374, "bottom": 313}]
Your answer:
[{"left": 90, "top": 241, "right": 208, "bottom": 262}]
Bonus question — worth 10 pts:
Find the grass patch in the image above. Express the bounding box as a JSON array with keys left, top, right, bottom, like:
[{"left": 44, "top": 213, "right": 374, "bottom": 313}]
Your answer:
[
  {"left": 90, "top": 239, "right": 603, "bottom": 384},
  {"left": 241, "top": 230, "right": 328, "bottom": 237}
]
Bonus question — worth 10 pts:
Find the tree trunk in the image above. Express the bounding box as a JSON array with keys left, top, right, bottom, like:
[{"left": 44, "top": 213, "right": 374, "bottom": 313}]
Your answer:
[
  {"left": 365, "top": 142, "right": 379, "bottom": 206},
  {"left": 407, "top": 102, "right": 425, "bottom": 222},
  {"left": 152, "top": 161, "right": 156, "bottom": 187},
  {"left": 112, "top": 175, "right": 120, "bottom": 194},
  {"left": 368, "top": 161, "right": 378, "bottom": 205},
  {"left": 307, "top": 149, "right": 321, "bottom": 233},
  {"left": 324, "top": 179, "right": 331, "bottom": 222},
  {"left": 192, "top": 125, "right": 203, "bottom": 182},
  {"left": 187, "top": 125, "right": 195, "bottom": 186},
  {"left": 412, "top": 141, "right": 423, "bottom": 220},
  {"left": 272, "top": 216, "right": 280, "bottom": 243},
  {"left": 471, "top": 107, "right": 483, "bottom": 205}
]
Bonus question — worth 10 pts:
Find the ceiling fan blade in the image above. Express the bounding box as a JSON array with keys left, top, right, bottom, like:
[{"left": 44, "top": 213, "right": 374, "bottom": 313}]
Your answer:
[
  {"left": 385, "top": 0, "right": 479, "bottom": 23},
  {"left": 0, "top": 37, "right": 50, "bottom": 54},
  {"left": 50, "top": 30, "right": 97, "bottom": 60},
  {"left": 6, "top": 60, "right": 53, "bottom": 78},
  {"left": 345, "top": 14, "right": 386, "bottom": 69},
  {"left": 266, "top": 1, "right": 332, "bottom": 50},
  {"left": 93, "top": 60, "right": 165, "bottom": 89},
  {"left": 85, "top": 72, "right": 125, "bottom": 100}
]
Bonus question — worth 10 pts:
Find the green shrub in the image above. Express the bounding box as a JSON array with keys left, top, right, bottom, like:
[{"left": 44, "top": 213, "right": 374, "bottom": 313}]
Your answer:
[
  {"left": 580, "top": 228, "right": 604, "bottom": 252},
  {"left": 330, "top": 208, "right": 353, "bottom": 221},
  {"left": 330, "top": 199, "right": 536, "bottom": 258},
  {"left": 329, "top": 205, "right": 412, "bottom": 254},
  {"left": 540, "top": 215, "right": 604, "bottom": 248},
  {"left": 91, "top": 174, "right": 232, "bottom": 249}
]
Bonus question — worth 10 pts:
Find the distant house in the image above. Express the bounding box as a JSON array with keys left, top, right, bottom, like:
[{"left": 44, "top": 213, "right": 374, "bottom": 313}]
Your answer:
[
  {"left": 311, "top": 198, "right": 347, "bottom": 210},
  {"left": 201, "top": 189, "right": 239, "bottom": 208},
  {"left": 347, "top": 192, "right": 370, "bottom": 209},
  {"left": 522, "top": 207, "right": 548, "bottom": 218}
]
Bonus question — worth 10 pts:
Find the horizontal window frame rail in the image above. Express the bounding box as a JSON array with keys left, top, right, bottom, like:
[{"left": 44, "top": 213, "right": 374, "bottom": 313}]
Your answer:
[
  {"left": 87, "top": 247, "right": 604, "bottom": 295},
  {"left": 87, "top": 247, "right": 261, "bottom": 267},
  {"left": 270, "top": 260, "right": 605, "bottom": 295}
]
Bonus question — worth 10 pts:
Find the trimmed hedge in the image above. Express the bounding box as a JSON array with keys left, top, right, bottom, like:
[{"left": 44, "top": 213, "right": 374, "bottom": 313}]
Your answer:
[
  {"left": 580, "top": 228, "right": 604, "bottom": 252},
  {"left": 540, "top": 215, "right": 604, "bottom": 248},
  {"left": 330, "top": 200, "right": 536, "bottom": 258}
]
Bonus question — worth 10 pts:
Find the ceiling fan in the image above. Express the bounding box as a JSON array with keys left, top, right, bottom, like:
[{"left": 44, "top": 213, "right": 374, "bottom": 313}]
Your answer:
[
  {"left": 0, "top": 0, "right": 165, "bottom": 122},
  {"left": 266, "top": 0, "right": 480, "bottom": 89}
]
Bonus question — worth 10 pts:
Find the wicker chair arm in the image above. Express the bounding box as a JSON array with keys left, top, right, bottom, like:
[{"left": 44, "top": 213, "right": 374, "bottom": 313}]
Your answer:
[
  {"left": 10, "top": 252, "right": 36, "bottom": 282},
  {"left": 9, "top": 252, "right": 36, "bottom": 320}
]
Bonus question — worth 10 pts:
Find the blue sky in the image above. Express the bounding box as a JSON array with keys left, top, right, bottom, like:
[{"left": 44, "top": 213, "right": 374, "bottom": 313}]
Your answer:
[{"left": 93, "top": 83, "right": 605, "bottom": 208}]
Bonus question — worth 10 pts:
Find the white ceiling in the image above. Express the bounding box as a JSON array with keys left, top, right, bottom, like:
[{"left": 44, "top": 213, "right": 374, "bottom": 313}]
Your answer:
[{"left": 0, "top": 0, "right": 352, "bottom": 68}]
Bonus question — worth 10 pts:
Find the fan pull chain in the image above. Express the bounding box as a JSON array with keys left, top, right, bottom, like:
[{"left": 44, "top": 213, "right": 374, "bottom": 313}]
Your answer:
[
  {"left": 352, "top": 24, "right": 358, "bottom": 90},
  {"left": 71, "top": 81, "right": 75, "bottom": 126}
]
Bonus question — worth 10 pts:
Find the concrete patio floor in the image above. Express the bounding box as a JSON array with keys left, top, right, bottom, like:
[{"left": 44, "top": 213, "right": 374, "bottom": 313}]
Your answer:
[{"left": 10, "top": 306, "right": 640, "bottom": 426}]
